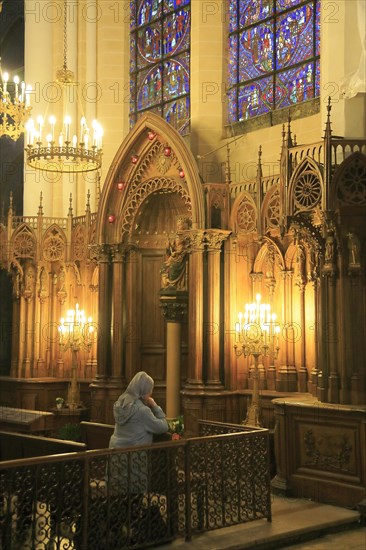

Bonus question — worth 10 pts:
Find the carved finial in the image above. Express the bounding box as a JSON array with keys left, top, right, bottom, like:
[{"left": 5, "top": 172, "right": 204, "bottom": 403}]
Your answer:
[
  {"left": 282, "top": 123, "right": 286, "bottom": 145},
  {"left": 293, "top": 134, "right": 297, "bottom": 146},
  {"left": 286, "top": 111, "right": 293, "bottom": 147},
  {"left": 324, "top": 96, "right": 333, "bottom": 139},
  {"left": 9, "top": 191, "right": 13, "bottom": 209},
  {"left": 68, "top": 193, "right": 73, "bottom": 216},
  {"left": 86, "top": 189, "right": 91, "bottom": 213},
  {"left": 257, "top": 145, "right": 263, "bottom": 178},
  {"left": 38, "top": 192, "right": 43, "bottom": 216}
]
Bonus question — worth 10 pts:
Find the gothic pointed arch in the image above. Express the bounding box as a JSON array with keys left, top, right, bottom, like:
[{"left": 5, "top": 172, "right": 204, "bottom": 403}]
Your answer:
[
  {"left": 253, "top": 237, "right": 285, "bottom": 275},
  {"left": 96, "top": 112, "right": 204, "bottom": 244},
  {"left": 11, "top": 224, "right": 36, "bottom": 260},
  {"left": 288, "top": 156, "right": 323, "bottom": 216},
  {"left": 72, "top": 223, "right": 87, "bottom": 262},
  {"left": 332, "top": 151, "right": 366, "bottom": 207},
  {"left": 230, "top": 191, "right": 257, "bottom": 234},
  {"left": 262, "top": 182, "right": 280, "bottom": 233}
]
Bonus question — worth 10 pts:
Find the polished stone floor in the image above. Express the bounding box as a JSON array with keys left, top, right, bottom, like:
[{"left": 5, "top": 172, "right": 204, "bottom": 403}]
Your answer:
[{"left": 155, "top": 494, "right": 365, "bottom": 550}]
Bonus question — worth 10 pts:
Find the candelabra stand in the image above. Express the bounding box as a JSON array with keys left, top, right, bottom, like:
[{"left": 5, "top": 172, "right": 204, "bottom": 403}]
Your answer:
[
  {"left": 59, "top": 305, "right": 94, "bottom": 409},
  {"left": 234, "top": 295, "right": 280, "bottom": 427}
]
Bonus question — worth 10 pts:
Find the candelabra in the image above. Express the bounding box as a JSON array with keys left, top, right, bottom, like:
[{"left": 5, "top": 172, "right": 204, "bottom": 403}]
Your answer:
[
  {"left": 0, "top": 68, "right": 32, "bottom": 140},
  {"left": 25, "top": 0, "right": 103, "bottom": 174},
  {"left": 234, "top": 294, "right": 280, "bottom": 427},
  {"left": 59, "top": 304, "right": 94, "bottom": 409}
]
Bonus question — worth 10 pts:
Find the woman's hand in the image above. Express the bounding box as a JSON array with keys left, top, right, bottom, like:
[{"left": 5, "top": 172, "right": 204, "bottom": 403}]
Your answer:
[{"left": 143, "top": 396, "right": 158, "bottom": 409}]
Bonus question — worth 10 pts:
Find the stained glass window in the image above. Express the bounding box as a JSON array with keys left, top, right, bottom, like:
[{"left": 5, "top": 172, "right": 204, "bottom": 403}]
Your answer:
[
  {"left": 228, "top": 0, "right": 320, "bottom": 123},
  {"left": 130, "top": 0, "right": 190, "bottom": 134}
]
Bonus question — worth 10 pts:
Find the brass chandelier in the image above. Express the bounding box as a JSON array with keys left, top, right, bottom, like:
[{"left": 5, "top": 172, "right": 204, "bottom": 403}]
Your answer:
[
  {"left": 25, "top": 0, "right": 103, "bottom": 174},
  {"left": 0, "top": 62, "right": 32, "bottom": 141}
]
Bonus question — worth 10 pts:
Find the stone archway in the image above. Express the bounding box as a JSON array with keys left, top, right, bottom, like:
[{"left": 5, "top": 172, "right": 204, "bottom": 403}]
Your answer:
[{"left": 91, "top": 113, "right": 205, "bottom": 422}]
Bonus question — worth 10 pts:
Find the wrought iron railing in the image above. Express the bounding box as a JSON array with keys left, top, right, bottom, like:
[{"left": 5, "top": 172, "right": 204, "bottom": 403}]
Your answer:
[{"left": 0, "top": 424, "right": 271, "bottom": 549}]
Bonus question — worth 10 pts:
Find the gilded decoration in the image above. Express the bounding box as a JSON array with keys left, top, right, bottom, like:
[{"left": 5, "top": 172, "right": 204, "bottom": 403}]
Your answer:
[{"left": 302, "top": 426, "right": 354, "bottom": 474}]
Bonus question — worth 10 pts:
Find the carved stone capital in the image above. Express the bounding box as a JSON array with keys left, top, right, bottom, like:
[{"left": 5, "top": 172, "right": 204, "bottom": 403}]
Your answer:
[
  {"left": 188, "top": 230, "right": 206, "bottom": 252},
  {"left": 160, "top": 291, "right": 188, "bottom": 322},
  {"left": 205, "top": 229, "right": 231, "bottom": 252},
  {"left": 110, "top": 243, "right": 126, "bottom": 263},
  {"left": 250, "top": 272, "right": 263, "bottom": 283},
  {"left": 89, "top": 244, "right": 111, "bottom": 263}
]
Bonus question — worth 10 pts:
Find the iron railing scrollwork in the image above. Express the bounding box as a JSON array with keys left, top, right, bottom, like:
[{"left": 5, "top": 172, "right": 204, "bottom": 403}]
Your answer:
[{"left": 0, "top": 423, "right": 271, "bottom": 549}]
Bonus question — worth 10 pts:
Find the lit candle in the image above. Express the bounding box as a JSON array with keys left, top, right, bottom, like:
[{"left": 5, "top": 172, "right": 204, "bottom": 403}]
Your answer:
[
  {"left": 49, "top": 115, "right": 56, "bottom": 142},
  {"left": 64, "top": 115, "right": 71, "bottom": 142},
  {"left": 37, "top": 115, "right": 43, "bottom": 143},
  {"left": 3, "top": 72, "right": 8, "bottom": 95},
  {"left": 21, "top": 81, "right": 25, "bottom": 102},
  {"left": 46, "top": 133, "right": 52, "bottom": 146},
  {"left": 59, "top": 132, "right": 64, "bottom": 146},
  {"left": 25, "top": 119, "right": 34, "bottom": 146},
  {"left": 13, "top": 75, "right": 19, "bottom": 99},
  {"left": 72, "top": 134, "right": 77, "bottom": 148},
  {"left": 80, "top": 116, "right": 86, "bottom": 143}
]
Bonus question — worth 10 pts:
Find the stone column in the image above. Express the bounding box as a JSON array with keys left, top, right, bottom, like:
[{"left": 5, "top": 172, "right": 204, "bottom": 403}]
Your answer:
[
  {"left": 92, "top": 244, "right": 112, "bottom": 382},
  {"left": 205, "top": 230, "right": 230, "bottom": 390},
  {"left": 110, "top": 244, "right": 127, "bottom": 384},
  {"left": 185, "top": 230, "right": 206, "bottom": 388},
  {"left": 161, "top": 293, "right": 188, "bottom": 419}
]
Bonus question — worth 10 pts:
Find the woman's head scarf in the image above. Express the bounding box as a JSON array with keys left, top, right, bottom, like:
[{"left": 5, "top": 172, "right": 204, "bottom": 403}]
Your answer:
[{"left": 116, "top": 371, "right": 154, "bottom": 409}]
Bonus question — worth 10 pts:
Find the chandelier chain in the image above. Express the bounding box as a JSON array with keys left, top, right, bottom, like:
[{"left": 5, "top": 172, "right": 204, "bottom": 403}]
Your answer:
[{"left": 63, "top": 0, "right": 68, "bottom": 72}]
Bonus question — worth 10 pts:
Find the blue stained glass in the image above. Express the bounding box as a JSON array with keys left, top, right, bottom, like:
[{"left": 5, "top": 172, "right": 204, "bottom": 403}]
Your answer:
[
  {"left": 277, "top": 0, "right": 302, "bottom": 13},
  {"left": 137, "top": 66, "right": 163, "bottom": 110},
  {"left": 131, "top": 0, "right": 190, "bottom": 135},
  {"left": 138, "top": 22, "right": 162, "bottom": 66},
  {"left": 131, "top": 1, "right": 137, "bottom": 29},
  {"left": 163, "top": 96, "right": 190, "bottom": 134},
  {"left": 163, "top": 55, "right": 189, "bottom": 101},
  {"left": 162, "top": 8, "right": 190, "bottom": 57},
  {"left": 276, "top": 5, "right": 314, "bottom": 70},
  {"left": 238, "top": 77, "right": 273, "bottom": 120},
  {"left": 164, "top": 0, "right": 190, "bottom": 13},
  {"left": 227, "top": 89, "right": 237, "bottom": 123},
  {"left": 228, "top": 35, "right": 238, "bottom": 87},
  {"left": 138, "top": 0, "right": 162, "bottom": 25},
  {"left": 130, "top": 37, "right": 136, "bottom": 72},
  {"left": 275, "top": 62, "right": 315, "bottom": 108},
  {"left": 316, "top": 1, "right": 321, "bottom": 56},
  {"left": 239, "top": 0, "right": 273, "bottom": 28},
  {"left": 228, "top": 0, "right": 319, "bottom": 122},
  {"left": 315, "top": 60, "right": 320, "bottom": 96},
  {"left": 229, "top": 0, "right": 237, "bottom": 33},
  {"left": 239, "top": 22, "right": 274, "bottom": 81}
]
